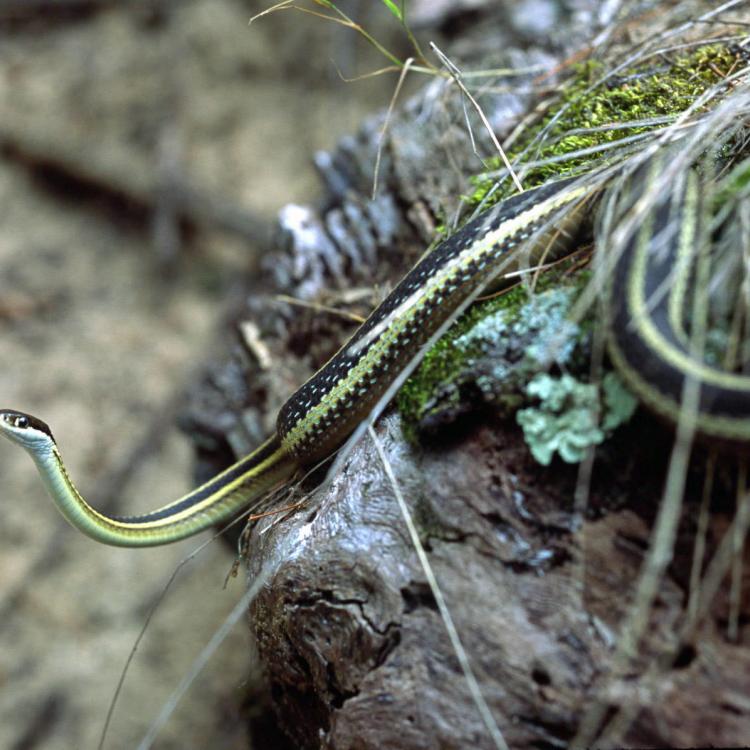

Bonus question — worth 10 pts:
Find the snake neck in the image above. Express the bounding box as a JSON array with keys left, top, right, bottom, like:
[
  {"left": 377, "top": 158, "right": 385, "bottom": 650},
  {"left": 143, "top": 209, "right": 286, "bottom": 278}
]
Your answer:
[{"left": 34, "top": 435, "right": 297, "bottom": 547}]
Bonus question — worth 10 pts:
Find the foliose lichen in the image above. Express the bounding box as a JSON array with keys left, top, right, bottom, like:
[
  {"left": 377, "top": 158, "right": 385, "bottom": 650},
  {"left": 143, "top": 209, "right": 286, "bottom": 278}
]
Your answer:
[
  {"left": 396, "top": 268, "right": 598, "bottom": 445},
  {"left": 516, "top": 371, "right": 637, "bottom": 466}
]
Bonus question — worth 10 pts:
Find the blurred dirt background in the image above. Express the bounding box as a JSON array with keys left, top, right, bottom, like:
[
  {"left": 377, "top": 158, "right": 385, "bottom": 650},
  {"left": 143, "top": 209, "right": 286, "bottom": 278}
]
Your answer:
[{"left": 0, "top": 1, "right": 410, "bottom": 747}]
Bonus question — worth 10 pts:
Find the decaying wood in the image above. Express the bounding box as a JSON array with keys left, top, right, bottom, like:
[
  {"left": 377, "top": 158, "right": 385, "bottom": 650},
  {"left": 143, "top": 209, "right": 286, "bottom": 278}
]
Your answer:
[
  {"left": 180, "top": 2, "right": 750, "bottom": 748},
  {"left": 246, "top": 413, "right": 750, "bottom": 749}
]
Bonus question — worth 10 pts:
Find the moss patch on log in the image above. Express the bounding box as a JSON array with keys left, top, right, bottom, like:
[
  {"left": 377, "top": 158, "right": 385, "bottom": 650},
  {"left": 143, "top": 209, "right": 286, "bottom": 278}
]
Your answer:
[{"left": 469, "top": 42, "right": 742, "bottom": 206}]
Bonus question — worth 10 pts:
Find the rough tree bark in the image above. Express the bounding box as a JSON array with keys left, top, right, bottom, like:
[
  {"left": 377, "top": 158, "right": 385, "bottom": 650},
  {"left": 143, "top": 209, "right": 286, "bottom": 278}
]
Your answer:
[{"left": 182, "top": 2, "right": 750, "bottom": 748}]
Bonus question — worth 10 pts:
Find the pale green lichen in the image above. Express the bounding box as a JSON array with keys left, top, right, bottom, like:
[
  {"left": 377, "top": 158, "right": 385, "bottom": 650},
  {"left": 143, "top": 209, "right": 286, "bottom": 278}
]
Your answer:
[
  {"left": 453, "top": 286, "right": 583, "bottom": 404},
  {"left": 397, "top": 269, "right": 640, "bottom": 465},
  {"left": 396, "top": 270, "right": 595, "bottom": 443},
  {"left": 601, "top": 371, "right": 639, "bottom": 432},
  {"left": 517, "top": 371, "right": 637, "bottom": 465},
  {"left": 454, "top": 286, "right": 580, "bottom": 369}
]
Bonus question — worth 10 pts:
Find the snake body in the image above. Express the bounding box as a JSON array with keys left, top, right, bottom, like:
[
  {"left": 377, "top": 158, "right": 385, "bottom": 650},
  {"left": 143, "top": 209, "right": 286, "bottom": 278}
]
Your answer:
[
  {"left": 607, "top": 154, "right": 750, "bottom": 441},
  {"left": 0, "top": 175, "right": 588, "bottom": 545},
  {"left": 2, "top": 147, "right": 749, "bottom": 545}
]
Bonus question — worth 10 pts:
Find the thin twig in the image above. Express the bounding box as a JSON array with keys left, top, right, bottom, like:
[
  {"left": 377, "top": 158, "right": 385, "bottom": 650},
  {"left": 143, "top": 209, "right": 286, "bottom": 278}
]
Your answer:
[{"left": 274, "top": 294, "right": 367, "bottom": 323}]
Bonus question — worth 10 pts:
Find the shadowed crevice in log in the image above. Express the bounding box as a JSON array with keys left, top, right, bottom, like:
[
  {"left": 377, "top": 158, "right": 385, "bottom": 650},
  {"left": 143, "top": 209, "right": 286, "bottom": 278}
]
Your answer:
[{"left": 400, "top": 582, "right": 438, "bottom": 614}]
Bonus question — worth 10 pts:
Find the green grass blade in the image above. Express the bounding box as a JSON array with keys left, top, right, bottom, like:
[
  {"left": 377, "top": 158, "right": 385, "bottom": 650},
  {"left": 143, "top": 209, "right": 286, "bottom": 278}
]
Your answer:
[{"left": 380, "top": 0, "right": 404, "bottom": 22}]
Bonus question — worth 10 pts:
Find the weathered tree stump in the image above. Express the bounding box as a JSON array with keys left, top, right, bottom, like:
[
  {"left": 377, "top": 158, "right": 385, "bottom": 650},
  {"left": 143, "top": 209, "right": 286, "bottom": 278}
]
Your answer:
[{"left": 182, "top": 2, "right": 750, "bottom": 747}]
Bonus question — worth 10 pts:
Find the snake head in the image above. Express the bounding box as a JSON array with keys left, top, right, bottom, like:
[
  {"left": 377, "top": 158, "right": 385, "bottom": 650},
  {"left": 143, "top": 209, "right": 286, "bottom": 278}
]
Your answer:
[{"left": 0, "top": 409, "right": 55, "bottom": 449}]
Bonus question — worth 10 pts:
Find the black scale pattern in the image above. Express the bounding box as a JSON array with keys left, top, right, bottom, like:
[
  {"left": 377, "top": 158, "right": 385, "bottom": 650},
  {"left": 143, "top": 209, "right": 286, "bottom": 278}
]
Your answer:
[{"left": 278, "top": 177, "right": 580, "bottom": 462}]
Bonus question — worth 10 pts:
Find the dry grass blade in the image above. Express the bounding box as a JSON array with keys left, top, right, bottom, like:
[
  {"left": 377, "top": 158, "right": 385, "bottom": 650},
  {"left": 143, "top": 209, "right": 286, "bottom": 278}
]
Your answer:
[
  {"left": 571, "top": 84, "right": 750, "bottom": 743},
  {"left": 98, "top": 538, "right": 214, "bottom": 750},
  {"left": 368, "top": 425, "right": 509, "bottom": 750},
  {"left": 249, "top": 0, "right": 295, "bottom": 25},
  {"left": 686, "top": 452, "right": 717, "bottom": 624},
  {"left": 134, "top": 523, "right": 302, "bottom": 750},
  {"left": 571, "top": 329, "right": 700, "bottom": 748},
  {"left": 429, "top": 41, "right": 524, "bottom": 194},
  {"left": 135, "top": 582, "right": 259, "bottom": 750},
  {"left": 100, "top": 471, "right": 299, "bottom": 749},
  {"left": 373, "top": 57, "right": 414, "bottom": 198}
]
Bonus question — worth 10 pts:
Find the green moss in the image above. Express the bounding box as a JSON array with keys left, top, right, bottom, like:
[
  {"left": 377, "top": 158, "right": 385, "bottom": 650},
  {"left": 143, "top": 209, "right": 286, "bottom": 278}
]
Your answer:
[
  {"left": 469, "top": 43, "right": 740, "bottom": 206},
  {"left": 396, "top": 282, "right": 533, "bottom": 440},
  {"left": 713, "top": 155, "right": 750, "bottom": 210}
]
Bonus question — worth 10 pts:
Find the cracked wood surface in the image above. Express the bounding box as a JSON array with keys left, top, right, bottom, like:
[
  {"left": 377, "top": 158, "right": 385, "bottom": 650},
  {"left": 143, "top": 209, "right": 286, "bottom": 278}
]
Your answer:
[{"left": 243, "top": 411, "right": 750, "bottom": 749}]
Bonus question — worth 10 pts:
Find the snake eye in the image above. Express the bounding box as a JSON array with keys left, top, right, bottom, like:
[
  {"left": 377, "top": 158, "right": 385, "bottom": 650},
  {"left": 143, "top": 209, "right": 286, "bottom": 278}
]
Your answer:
[{"left": 14, "top": 416, "right": 28, "bottom": 429}]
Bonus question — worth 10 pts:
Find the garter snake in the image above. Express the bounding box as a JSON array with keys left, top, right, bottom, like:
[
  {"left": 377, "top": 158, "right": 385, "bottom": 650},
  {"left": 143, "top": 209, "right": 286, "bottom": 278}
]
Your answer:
[
  {"left": 0, "top": 149, "right": 747, "bottom": 546},
  {"left": 607, "top": 151, "right": 750, "bottom": 442}
]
